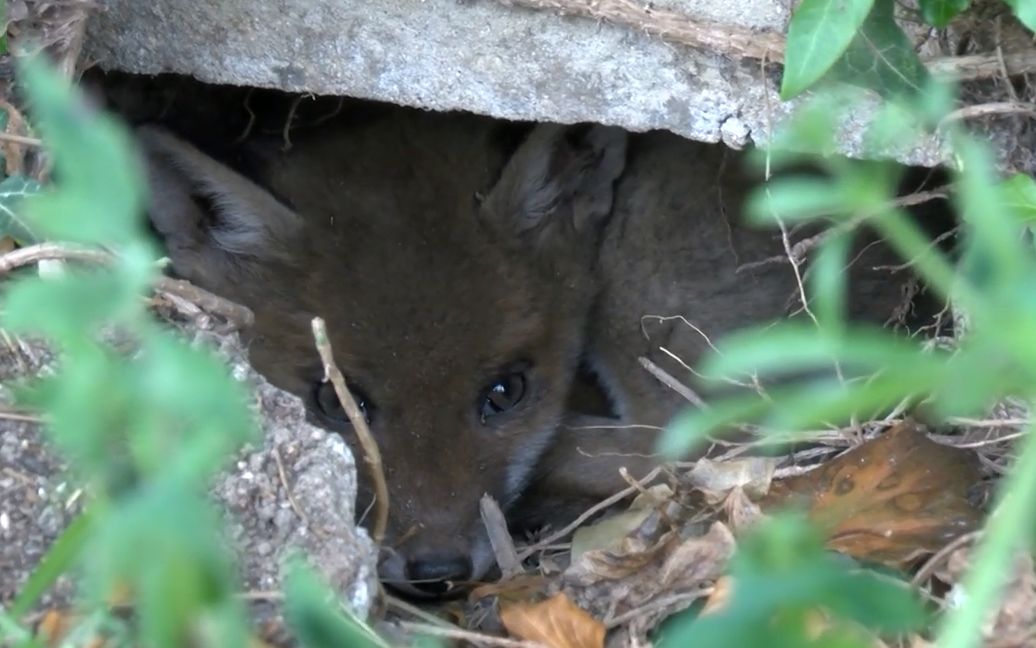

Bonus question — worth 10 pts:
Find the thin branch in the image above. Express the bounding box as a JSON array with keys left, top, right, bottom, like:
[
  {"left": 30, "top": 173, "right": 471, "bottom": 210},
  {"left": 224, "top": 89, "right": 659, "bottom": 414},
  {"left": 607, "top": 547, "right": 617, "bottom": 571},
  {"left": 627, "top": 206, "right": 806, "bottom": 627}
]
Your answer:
[
  {"left": 940, "top": 102, "right": 1036, "bottom": 127},
  {"left": 399, "top": 622, "right": 546, "bottom": 648},
  {"left": 0, "top": 132, "right": 44, "bottom": 147},
  {"left": 0, "top": 242, "right": 255, "bottom": 329},
  {"left": 515, "top": 466, "right": 663, "bottom": 561},
  {"left": 638, "top": 356, "right": 709, "bottom": 409},
  {"left": 928, "top": 49, "right": 1036, "bottom": 82},
  {"left": 310, "top": 316, "right": 390, "bottom": 545}
]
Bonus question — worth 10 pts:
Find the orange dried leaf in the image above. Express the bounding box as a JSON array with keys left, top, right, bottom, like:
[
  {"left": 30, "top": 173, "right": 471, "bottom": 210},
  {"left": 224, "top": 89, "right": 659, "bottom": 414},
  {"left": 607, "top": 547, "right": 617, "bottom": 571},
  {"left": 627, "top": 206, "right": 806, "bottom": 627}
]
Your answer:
[
  {"left": 500, "top": 592, "right": 605, "bottom": 648},
  {"left": 766, "top": 421, "right": 982, "bottom": 566}
]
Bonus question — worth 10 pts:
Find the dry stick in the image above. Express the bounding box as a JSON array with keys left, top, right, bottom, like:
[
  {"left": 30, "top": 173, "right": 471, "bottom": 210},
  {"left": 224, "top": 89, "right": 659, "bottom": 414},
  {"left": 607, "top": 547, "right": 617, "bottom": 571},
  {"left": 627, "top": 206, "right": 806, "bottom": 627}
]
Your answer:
[
  {"left": 479, "top": 494, "right": 523, "bottom": 578},
  {"left": 0, "top": 242, "right": 255, "bottom": 329},
  {"left": 929, "top": 49, "right": 1036, "bottom": 81},
  {"left": 604, "top": 587, "right": 714, "bottom": 629},
  {"left": 0, "top": 132, "right": 43, "bottom": 147},
  {"left": 940, "top": 101, "right": 1036, "bottom": 127},
  {"left": 638, "top": 356, "right": 709, "bottom": 409},
  {"left": 911, "top": 530, "right": 981, "bottom": 587},
  {"left": 0, "top": 242, "right": 109, "bottom": 273},
  {"left": 495, "top": 0, "right": 785, "bottom": 62},
  {"left": 310, "top": 316, "right": 389, "bottom": 545},
  {"left": 398, "top": 621, "right": 547, "bottom": 648},
  {"left": 154, "top": 276, "right": 254, "bottom": 329},
  {"left": 515, "top": 465, "right": 663, "bottom": 561},
  {"left": 0, "top": 409, "right": 42, "bottom": 423}
]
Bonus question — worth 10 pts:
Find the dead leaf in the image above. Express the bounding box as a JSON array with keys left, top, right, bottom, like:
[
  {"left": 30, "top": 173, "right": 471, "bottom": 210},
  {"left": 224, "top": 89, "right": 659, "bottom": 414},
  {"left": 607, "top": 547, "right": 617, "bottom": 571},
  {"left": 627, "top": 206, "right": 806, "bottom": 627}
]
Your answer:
[
  {"left": 700, "top": 575, "right": 732, "bottom": 616},
  {"left": 765, "top": 420, "right": 982, "bottom": 566},
  {"left": 570, "top": 508, "right": 655, "bottom": 564},
  {"left": 0, "top": 99, "right": 30, "bottom": 176},
  {"left": 500, "top": 593, "right": 605, "bottom": 648},
  {"left": 722, "top": 486, "right": 767, "bottom": 535},
  {"left": 684, "top": 457, "right": 777, "bottom": 505},
  {"left": 942, "top": 549, "right": 1036, "bottom": 644},
  {"left": 36, "top": 609, "right": 106, "bottom": 648}
]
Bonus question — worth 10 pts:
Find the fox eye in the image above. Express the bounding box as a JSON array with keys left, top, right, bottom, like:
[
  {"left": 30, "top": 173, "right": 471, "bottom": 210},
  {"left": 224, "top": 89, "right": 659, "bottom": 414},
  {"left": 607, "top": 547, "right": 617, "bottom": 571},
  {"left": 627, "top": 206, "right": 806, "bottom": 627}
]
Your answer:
[
  {"left": 480, "top": 372, "right": 527, "bottom": 422},
  {"left": 314, "top": 381, "right": 371, "bottom": 424}
]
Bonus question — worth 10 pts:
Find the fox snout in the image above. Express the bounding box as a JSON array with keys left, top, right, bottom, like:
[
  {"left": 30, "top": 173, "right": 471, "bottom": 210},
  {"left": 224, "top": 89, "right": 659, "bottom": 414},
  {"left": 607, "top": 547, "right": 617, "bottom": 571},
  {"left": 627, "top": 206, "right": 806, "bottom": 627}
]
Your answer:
[{"left": 378, "top": 527, "right": 495, "bottom": 598}]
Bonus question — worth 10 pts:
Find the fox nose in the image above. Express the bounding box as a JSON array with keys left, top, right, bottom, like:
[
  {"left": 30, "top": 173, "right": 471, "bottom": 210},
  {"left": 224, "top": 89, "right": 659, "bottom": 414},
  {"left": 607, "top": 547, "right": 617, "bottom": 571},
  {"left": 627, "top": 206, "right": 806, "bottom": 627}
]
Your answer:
[{"left": 404, "top": 553, "right": 473, "bottom": 596}]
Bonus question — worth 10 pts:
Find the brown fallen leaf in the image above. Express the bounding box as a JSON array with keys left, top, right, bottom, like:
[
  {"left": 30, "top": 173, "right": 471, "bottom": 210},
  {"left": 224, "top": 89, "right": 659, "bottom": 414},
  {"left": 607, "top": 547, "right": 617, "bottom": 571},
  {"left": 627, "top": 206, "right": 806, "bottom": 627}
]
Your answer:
[
  {"left": 0, "top": 98, "right": 30, "bottom": 176},
  {"left": 500, "top": 593, "right": 605, "bottom": 648},
  {"left": 683, "top": 457, "right": 777, "bottom": 505},
  {"left": 700, "top": 575, "right": 732, "bottom": 616},
  {"left": 765, "top": 420, "right": 982, "bottom": 566}
]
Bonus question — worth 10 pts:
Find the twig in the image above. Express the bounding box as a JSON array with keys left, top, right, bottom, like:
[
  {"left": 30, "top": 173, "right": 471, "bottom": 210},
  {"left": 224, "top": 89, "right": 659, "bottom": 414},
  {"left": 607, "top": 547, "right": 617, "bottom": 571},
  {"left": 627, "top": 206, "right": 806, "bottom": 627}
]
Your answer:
[
  {"left": 604, "top": 587, "right": 713, "bottom": 628},
  {"left": 0, "top": 132, "right": 44, "bottom": 147},
  {"left": 384, "top": 595, "right": 455, "bottom": 627},
  {"left": 911, "top": 530, "right": 981, "bottom": 587},
  {"left": 0, "top": 409, "right": 43, "bottom": 423},
  {"left": 398, "top": 621, "right": 546, "bottom": 648},
  {"left": 310, "top": 316, "right": 390, "bottom": 545},
  {"left": 494, "top": 0, "right": 785, "bottom": 62},
  {"left": 928, "top": 49, "right": 1036, "bottom": 81},
  {"left": 940, "top": 102, "right": 1036, "bottom": 128},
  {"left": 515, "top": 466, "right": 663, "bottom": 561},
  {"left": 480, "top": 494, "right": 523, "bottom": 578},
  {"left": 0, "top": 242, "right": 109, "bottom": 273},
  {"left": 272, "top": 446, "right": 327, "bottom": 539},
  {"left": 0, "top": 242, "right": 255, "bottom": 329},
  {"left": 154, "top": 276, "right": 254, "bottom": 329},
  {"left": 638, "top": 356, "right": 709, "bottom": 409}
]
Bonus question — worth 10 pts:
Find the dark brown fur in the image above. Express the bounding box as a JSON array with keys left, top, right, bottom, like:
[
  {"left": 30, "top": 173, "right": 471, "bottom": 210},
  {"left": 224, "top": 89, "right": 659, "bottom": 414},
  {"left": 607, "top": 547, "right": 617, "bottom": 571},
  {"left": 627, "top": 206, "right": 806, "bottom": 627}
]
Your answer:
[{"left": 140, "top": 109, "right": 627, "bottom": 595}]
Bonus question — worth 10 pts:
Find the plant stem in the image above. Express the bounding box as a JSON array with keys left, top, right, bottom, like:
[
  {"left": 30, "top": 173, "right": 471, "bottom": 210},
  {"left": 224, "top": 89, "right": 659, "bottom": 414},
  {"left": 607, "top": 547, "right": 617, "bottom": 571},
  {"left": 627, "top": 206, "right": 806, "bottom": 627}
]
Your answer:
[{"left": 935, "top": 416, "right": 1036, "bottom": 648}]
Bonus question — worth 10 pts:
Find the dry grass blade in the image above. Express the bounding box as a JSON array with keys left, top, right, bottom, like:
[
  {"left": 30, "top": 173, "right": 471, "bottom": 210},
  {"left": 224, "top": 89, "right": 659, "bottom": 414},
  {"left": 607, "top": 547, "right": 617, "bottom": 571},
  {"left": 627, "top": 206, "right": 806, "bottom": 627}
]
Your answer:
[
  {"left": 481, "top": 493, "right": 523, "bottom": 578},
  {"left": 310, "top": 316, "right": 389, "bottom": 545},
  {"left": 516, "top": 466, "right": 663, "bottom": 561}
]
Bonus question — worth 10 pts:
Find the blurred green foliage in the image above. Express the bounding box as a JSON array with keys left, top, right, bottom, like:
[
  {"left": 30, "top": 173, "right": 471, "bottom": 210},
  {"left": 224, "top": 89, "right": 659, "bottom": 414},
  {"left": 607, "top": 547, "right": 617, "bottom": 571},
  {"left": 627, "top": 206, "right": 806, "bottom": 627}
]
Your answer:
[
  {"left": 0, "top": 58, "right": 380, "bottom": 648},
  {"left": 663, "top": 1, "right": 1036, "bottom": 647},
  {"left": 661, "top": 516, "right": 926, "bottom": 648},
  {"left": 0, "top": 0, "right": 1034, "bottom": 645}
]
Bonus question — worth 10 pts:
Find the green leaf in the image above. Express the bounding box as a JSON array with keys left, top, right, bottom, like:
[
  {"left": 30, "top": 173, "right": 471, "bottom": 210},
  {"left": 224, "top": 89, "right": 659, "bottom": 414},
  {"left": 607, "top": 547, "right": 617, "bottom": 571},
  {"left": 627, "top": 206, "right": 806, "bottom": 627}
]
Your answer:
[
  {"left": 919, "top": 0, "right": 969, "bottom": 26},
  {"left": 745, "top": 177, "right": 847, "bottom": 224},
  {"left": 999, "top": 174, "right": 1036, "bottom": 222},
  {"left": 660, "top": 394, "right": 773, "bottom": 457},
  {"left": 781, "top": 0, "right": 877, "bottom": 99},
  {"left": 831, "top": 0, "right": 930, "bottom": 98},
  {"left": 1003, "top": 0, "right": 1036, "bottom": 30},
  {"left": 9, "top": 510, "right": 94, "bottom": 617},
  {"left": 810, "top": 232, "right": 849, "bottom": 331},
  {"left": 0, "top": 175, "right": 43, "bottom": 243},
  {"left": 700, "top": 323, "right": 945, "bottom": 382},
  {"left": 17, "top": 57, "right": 146, "bottom": 245},
  {"left": 283, "top": 559, "right": 387, "bottom": 648},
  {"left": 1, "top": 270, "right": 147, "bottom": 341}
]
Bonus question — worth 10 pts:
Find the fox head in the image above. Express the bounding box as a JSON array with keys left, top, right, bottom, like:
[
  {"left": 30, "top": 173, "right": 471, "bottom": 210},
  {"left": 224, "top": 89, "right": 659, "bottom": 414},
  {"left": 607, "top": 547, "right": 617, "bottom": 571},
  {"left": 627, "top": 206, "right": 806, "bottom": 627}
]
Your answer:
[{"left": 139, "top": 111, "right": 627, "bottom": 596}]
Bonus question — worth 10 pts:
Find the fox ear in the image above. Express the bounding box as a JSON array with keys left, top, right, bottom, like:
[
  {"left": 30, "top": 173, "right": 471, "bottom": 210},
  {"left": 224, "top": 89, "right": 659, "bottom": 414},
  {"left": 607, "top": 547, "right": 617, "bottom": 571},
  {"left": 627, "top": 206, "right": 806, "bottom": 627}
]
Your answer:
[
  {"left": 138, "top": 126, "right": 300, "bottom": 287},
  {"left": 482, "top": 123, "right": 627, "bottom": 241}
]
